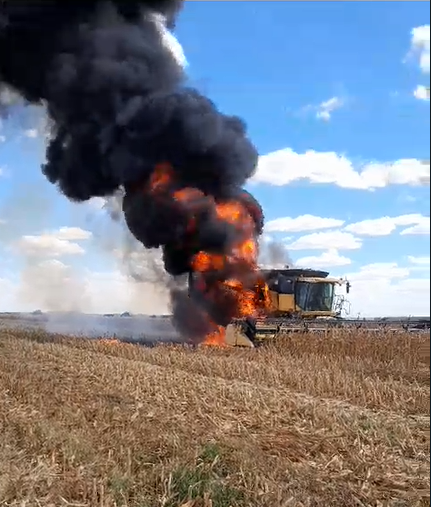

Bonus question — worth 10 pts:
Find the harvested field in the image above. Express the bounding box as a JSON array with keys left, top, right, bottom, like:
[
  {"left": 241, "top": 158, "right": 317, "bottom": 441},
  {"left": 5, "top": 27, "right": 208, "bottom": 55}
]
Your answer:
[{"left": 0, "top": 328, "right": 429, "bottom": 507}]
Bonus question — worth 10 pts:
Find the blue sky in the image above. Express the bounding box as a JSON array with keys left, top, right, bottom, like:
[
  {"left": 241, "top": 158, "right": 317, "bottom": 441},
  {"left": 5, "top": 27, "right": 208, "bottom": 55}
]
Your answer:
[{"left": 0, "top": 1, "right": 429, "bottom": 316}]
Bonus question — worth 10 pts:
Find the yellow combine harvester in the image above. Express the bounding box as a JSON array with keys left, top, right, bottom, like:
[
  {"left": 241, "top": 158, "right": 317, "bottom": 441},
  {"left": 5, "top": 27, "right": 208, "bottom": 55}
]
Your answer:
[
  {"left": 224, "top": 267, "right": 351, "bottom": 347},
  {"left": 189, "top": 266, "right": 429, "bottom": 348}
]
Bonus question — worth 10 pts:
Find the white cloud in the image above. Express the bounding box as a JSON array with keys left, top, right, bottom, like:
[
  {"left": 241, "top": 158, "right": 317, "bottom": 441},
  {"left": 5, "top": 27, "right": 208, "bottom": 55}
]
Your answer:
[
  {"left": 23, "top": 128, "right": 38, "bottom": 138},
  {"left": 407, "top": 26, "right": 430, "bottom": 101},
  {"left": 409, "top": 25, "right": 430, "bottom": 74},
  {"left": 13, "top": 226, "right": 92, "bottom": 258},
  {"left": 344, "top": 262, "right": 429, "bottom": 317},
  {"left": 400, "top": 216, "right": 430, "bottom": 235},
  {"left": 408, "top": 255, "right": 430, "bottom": 266},
  {"left": 54, "top": 226, "right": 93, "bottom": 241},
  {"left": 263, "top": 214, "right": 429, "bottom": 240},
  {"left": 16, "top": 235, "right": 85, "bottom": 257},
  {"left": 344, "top": 214, "right": 428, "bottom": 236},
  {"left": 301, "top": 96, "right": 345, "bottom": 122},
  {"left": 413, "top": 84, "right": 430, "bottom": 101},
  {"left": 296, "top": 249, "right": 351, "bottom": 269},
  {"left": 253, "top": 149, "right": 430, "bottom": 189},
  {"left": 315, "top": 96, "right": 344, "bottom": 121},
  {"left": 348, "top": 262, "right": 410, "bottom": 281},
  {"left": 286, "top": 230, "right": 362, "bottom": 251},
  {"left": 265, "top": 214, "right": 344, "bottom": 233}
]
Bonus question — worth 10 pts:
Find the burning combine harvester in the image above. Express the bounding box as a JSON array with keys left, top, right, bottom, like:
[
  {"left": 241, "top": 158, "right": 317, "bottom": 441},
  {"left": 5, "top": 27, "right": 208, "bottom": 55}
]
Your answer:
[
  {"left": 1, "top": 1, "right": 429, "bottom": 348},
  {"left": 190, "top": 265, "right": 430, "bottom": 347}
]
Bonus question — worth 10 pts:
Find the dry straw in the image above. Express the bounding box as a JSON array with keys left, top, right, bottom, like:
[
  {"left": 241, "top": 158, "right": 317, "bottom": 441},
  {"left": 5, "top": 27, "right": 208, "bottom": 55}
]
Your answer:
[{"left": 0, "top": 326, "right": 429, "bottom": 506}]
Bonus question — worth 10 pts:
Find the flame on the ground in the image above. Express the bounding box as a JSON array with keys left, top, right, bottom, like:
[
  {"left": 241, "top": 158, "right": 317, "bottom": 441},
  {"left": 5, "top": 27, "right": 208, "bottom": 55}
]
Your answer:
[
  {"left": 99, "top": 338, "right": 122, "bottom": 346},
  {"left": 147, "top": 163, "right": 272, "bottom": 346},
  {"left": 201, "top": 325, "right": 227, "bottom": 347}
]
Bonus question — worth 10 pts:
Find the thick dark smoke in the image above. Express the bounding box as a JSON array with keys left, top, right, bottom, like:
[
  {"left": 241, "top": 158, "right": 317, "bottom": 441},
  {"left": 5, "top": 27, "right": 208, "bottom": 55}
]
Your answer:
[{"left": 0, "top": 1, "right": 263, "bottom": 341}]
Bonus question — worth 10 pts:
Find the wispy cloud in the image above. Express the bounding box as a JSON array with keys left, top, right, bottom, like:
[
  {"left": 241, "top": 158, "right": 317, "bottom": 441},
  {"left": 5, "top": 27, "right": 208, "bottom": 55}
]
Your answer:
[
  {"left": 315, "top": 96, "right": 344, "bottom": 121},
  {"left": 408, "top": 25, "right": 430, "bottom": 74},
  {"left": 300, "top": 95, "right": 346, "bottom": 122},
  {"left": 406, "top": 25, "right": 430, "bottom": 101}
]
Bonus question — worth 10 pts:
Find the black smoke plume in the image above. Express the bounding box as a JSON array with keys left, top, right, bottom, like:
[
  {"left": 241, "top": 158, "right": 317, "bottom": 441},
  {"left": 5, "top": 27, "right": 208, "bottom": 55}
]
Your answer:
[{"left": 0, "top": 1, "right": 264, "bottom": 340}]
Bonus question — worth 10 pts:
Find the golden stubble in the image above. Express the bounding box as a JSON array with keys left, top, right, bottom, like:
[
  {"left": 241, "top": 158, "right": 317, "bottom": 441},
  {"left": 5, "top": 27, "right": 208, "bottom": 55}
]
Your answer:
[{"left": 0, "top": 327, "right": 429, "bottom": 507}]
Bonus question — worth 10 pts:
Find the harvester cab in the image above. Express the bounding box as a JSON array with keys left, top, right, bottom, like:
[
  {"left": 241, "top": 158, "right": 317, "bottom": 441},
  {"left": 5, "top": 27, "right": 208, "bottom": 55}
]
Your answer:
[{"left": 261, "top": 267, "right": 348, "bottom": 319}]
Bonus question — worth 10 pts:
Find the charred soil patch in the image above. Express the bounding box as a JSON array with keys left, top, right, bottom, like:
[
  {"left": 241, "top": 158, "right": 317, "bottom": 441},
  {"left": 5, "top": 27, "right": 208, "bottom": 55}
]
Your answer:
[{"left": 0, "top": 328, "right": 429, "bottom": 506}]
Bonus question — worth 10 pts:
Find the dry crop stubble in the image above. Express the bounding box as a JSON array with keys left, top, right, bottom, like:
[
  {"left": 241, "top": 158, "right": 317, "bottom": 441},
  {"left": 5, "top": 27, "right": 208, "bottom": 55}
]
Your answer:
[{"left": 0, "top": 327, "right": 429, "bottom": 507}]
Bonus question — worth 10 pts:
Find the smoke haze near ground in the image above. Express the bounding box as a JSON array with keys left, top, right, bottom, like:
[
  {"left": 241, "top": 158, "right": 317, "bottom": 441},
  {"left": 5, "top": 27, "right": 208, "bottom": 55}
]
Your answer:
[
  {"left": 11, "top": 258, "right": 171, "bottom": 316},
  {"left": 16, "top": 259, "right": 91, "bottom": 313}
]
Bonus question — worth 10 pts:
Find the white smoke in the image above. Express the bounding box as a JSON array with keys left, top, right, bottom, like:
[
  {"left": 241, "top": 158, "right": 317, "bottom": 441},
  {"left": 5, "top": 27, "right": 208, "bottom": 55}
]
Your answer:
[
  {"left": 149, "top": 11, "right": 188, "bottom": 68},
  {"left": 15, "top": 259, "right": 91, "bottom": 312}
]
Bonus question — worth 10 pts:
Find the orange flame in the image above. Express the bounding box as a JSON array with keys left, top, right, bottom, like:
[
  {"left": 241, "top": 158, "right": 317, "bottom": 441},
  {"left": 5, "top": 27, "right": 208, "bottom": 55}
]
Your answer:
[
  {"left": 145, "top": 162, "right": 271, "bottom": 346},
  {"left": 99, "top": 338, "right": 122, "bottom": 346},
  {"left": 148, "top": 162, "right": 174, "bottom": 192},
  {"left": 200, "top": 325, "right": 228, "bottom": 348}
]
